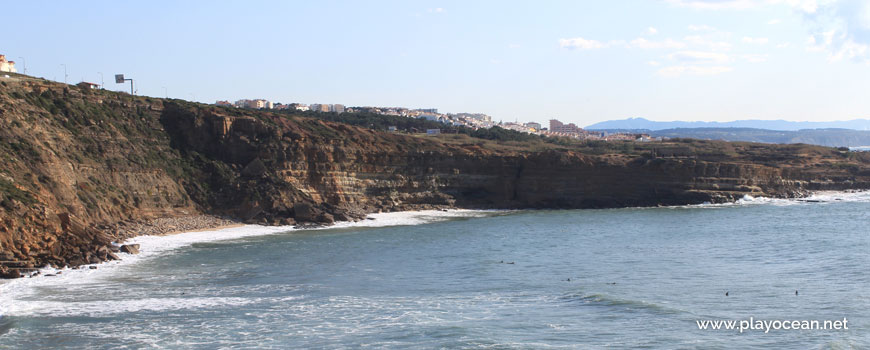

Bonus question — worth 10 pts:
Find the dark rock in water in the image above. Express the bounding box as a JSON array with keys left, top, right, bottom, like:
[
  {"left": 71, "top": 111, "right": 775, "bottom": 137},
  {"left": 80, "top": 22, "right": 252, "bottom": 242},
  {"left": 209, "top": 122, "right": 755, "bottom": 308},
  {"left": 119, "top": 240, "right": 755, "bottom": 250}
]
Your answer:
[
  {"left": 120, "top": 244, "right": 140, "bottom": 254},
  {"left": 0, "top": 268, "right": 20, "bottom": 279},
  {"left": 89, "top": 266, "right": 97, "bottom": 270},
  {"left": 106, "top": 252, "right": 120, "bottom": 261},
  {"left": 44, "top": 274, "right": 56, "bottom": 277}
]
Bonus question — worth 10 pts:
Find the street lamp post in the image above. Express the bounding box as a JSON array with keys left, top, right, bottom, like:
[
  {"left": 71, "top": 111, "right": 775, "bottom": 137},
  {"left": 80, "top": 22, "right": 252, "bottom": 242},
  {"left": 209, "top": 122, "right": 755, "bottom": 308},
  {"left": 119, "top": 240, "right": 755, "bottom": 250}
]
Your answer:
[
  {"left": 17, "top": 57, "right": 25, "bottom": 75},
  {"left": 60, "top": 64, "right": 68, "bottom": 84},
  {"left": 98, "top": 72, "right": 104, "bottom": 89},
  {"left": 162, "top": 86, "right": 168, "bottom": 98}
]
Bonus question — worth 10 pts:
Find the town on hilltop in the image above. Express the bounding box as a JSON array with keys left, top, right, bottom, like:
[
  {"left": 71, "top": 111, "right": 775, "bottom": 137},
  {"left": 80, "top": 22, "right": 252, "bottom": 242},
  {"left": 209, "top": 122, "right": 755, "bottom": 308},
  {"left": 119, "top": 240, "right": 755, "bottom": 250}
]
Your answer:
[
  {"left": 215, "top": 98, "right": 658, "bottom": 142},
  {"left": 2, "top": 51, "right": 653, "bottom": 143}
]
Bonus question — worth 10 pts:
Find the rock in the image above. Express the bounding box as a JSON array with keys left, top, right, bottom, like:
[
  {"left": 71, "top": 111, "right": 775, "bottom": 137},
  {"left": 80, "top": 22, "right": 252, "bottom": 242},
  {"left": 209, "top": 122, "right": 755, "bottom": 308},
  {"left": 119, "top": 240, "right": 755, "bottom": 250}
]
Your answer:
[
  {"left": 333, "top": 212, "right": 351, "bottom": 222},
  {"left": 241, "top": 158, "right": 268, "bottom": 177},
  {"left": 318, "top": 213, "right": 335, "bottom": 224},
  {"left": 120, "top": 244, "right": 140, "bottom": 254},
  {"left": 106, "top": 252, "right": 120, "bottom": 261},
  {"left": 0, "top": 268, "right": 20, "bottom": 279},
  {"left": 293, "top": 203, "right": 318, "bottom": 222},
  {"left": 0, "top": 251, "right": 14, "bottom": 260},
  {"left": 89, "top": 266, "right": 97, "bottom": 270}
]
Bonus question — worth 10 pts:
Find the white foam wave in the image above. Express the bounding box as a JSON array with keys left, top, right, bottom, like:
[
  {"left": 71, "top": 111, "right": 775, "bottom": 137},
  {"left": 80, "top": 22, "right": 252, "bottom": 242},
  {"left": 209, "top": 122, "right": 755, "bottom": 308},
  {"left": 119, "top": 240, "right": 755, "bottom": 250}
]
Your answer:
[
  {"left": 5, "top": 297, "right": 257, "bottom": 318},
  {"left": 0, "top": 209, "right": 496, "bottom": 318},
  {"left": 665, "top": 190, "right": 870, "bottom": 209},
  {"left": 328, "top": 209, "right": 499, "bottom": 229}
]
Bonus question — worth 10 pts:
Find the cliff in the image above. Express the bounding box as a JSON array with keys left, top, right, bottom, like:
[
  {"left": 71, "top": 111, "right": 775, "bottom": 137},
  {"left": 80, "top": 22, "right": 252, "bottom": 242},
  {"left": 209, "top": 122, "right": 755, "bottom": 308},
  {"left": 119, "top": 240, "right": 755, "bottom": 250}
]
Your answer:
[{"left": 2, "top": 76, "right": 870, "bottom": 277}]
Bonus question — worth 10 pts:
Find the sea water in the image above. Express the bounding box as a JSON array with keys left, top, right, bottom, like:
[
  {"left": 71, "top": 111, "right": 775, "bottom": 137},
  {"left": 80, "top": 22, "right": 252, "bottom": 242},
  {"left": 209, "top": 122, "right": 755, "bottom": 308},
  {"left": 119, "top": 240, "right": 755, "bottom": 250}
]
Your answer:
[{"left": 1, "top": 193, "right": 869, "bottom": 349}]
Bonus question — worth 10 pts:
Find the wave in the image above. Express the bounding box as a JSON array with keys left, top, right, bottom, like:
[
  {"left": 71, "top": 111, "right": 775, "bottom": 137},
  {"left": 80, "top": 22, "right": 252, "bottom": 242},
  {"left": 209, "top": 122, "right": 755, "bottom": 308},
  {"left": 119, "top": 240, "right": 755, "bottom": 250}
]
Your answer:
[
  {"left": 556, "top": 291, "right": 689, "bottom": 316},
  {"left": 660, "top": 190, "right": 870, "bottom": 210},
  {"left": 0, "top": 209, "right": 498, "bottom": 318},
  {"left": 6, "top": 296, "right": 259, "bottom": 318}
]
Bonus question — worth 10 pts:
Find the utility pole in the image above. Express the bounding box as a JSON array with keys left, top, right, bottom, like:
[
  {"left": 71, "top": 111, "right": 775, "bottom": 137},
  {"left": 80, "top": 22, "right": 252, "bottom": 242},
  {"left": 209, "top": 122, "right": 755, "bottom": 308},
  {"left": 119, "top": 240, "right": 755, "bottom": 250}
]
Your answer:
[
  {"left": 98, "top": 72, "right": 104, "bottom": 89},
  {"left": 162, "top": 86, "right": 168, "bottom": 98},
  {"left": 60, "top": 64, "right": 68, "bottom": 84},
  {"left": 17, "top": 57, "right": 25, "bottom": 75}
]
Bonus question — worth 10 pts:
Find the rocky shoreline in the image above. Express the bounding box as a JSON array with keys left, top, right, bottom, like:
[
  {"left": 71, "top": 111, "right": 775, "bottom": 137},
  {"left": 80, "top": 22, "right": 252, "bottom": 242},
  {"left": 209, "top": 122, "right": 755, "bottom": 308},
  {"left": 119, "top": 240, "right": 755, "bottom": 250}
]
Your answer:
[
  {"left": 103, "top": 215, "right": 243, "bottom": 241},
  {"left": 0, "top": 215, "right": 242, "bottom": 279},
  {"left": 3, "top": 190, "right": 870, "bottom": 280}
]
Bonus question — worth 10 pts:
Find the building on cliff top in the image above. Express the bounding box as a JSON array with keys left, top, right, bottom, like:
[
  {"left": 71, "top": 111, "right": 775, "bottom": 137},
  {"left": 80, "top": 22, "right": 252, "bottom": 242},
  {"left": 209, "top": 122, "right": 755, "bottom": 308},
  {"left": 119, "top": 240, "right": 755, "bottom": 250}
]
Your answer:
[
  {"left": 0, "top": 55, "right": 16, "bottom": 73},
  {"left": 549, "top": 119, "right": 581, "bottom": 134},
  {"left": 77, "top": 82, "right": 100, "bottom": 89}
]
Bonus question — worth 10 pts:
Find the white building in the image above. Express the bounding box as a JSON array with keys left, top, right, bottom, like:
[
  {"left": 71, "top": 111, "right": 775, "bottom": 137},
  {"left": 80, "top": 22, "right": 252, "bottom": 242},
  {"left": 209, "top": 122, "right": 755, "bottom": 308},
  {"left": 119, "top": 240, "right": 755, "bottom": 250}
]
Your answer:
[
  {"left": 251, "top": 99, "right": 270, "bottom": 109},
  {"left": 0, "top": 55, "right": 16, "bottom": 73},
  {"left": 419, "top": 114, "right": 444, "bottom": 122},
  {"left": 310, "top": 104, "right": 330, "bottom": 112},
  {"left": 330, "top": 104, "right": 345, "bottom": 113},
  {"left": 291, "top": 103, "right": 309, "bottom": 111}
]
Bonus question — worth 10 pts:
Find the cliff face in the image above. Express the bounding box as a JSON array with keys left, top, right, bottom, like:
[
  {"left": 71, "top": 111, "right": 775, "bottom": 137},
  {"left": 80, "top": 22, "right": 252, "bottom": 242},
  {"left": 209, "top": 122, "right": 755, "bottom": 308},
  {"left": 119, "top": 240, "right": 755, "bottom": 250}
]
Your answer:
[
  {"left": 1, "top": 77, "right": 869, "bottom": 276},
  {"left": 158, "top": 102, "right": 865, "bottom": 214}
]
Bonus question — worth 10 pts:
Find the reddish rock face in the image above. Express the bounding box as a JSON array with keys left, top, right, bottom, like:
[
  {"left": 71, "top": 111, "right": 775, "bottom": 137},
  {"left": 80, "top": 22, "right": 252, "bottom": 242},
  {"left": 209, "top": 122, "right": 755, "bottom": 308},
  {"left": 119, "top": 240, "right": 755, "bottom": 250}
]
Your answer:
[{"left": 1, "top": 78, "right": 870, "bottom": 275}]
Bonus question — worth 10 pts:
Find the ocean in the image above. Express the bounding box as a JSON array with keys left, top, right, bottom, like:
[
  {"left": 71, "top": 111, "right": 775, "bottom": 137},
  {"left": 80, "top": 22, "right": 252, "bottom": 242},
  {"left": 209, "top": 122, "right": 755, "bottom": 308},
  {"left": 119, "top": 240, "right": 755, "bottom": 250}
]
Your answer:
[{"left": 1, "top": 192, "right": 869, "bottom": 349}]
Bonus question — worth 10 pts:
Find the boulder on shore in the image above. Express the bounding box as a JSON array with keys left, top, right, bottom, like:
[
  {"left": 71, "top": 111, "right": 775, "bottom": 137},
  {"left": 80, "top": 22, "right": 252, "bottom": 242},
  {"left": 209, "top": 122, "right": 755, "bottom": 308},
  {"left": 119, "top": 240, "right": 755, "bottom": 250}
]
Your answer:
[
  {"left": 293, "top": 203, "right": 319, "bottom": 222},
  {"left": 0, "top": 268, "right": 20, "bottom": 279},
  {"left": 120, "top": 244, "right": 140, "bottom": 254}
]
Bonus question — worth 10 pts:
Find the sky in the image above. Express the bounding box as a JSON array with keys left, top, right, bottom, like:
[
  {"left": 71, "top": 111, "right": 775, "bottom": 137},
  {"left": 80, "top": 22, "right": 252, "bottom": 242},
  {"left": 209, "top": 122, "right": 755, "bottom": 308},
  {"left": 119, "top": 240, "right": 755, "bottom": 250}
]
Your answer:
[{"left": 4, "top": 0, "right": 870, "bottom": 126}]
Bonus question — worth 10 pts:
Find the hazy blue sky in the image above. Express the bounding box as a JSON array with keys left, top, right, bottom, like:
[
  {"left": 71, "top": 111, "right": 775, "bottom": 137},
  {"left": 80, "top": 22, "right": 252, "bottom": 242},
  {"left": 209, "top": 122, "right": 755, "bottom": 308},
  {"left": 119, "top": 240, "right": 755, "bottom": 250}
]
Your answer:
[{"left": 4, "top": 0, "right": 869, "bottom": 126}]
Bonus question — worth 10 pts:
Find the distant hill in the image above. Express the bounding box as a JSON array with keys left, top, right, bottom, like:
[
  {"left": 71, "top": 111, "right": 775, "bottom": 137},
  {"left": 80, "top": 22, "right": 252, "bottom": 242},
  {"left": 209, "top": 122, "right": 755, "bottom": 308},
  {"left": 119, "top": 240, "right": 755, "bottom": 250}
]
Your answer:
[
  {"left": 586, "top": 117, "right": 870, "bottom": 131},
  {"left": 591, "top": 127, "right": 870, "bottom": 148}
]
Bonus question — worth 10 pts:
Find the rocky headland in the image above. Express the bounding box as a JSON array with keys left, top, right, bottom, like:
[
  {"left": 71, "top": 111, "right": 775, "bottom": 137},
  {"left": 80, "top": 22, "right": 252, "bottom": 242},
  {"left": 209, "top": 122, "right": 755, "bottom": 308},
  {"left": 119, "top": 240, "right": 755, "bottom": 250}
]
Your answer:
[{"left": 2, "top": 75, "right": 870, "bottom": 277}]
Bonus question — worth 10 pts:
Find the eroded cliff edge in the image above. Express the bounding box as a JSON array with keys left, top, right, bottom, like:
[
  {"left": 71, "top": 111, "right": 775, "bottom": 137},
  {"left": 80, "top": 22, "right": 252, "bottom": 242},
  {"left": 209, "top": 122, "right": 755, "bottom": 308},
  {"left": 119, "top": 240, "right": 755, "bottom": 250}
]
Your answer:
[{"left": 2, "top": 77, "right": 870, "bottom": 277}]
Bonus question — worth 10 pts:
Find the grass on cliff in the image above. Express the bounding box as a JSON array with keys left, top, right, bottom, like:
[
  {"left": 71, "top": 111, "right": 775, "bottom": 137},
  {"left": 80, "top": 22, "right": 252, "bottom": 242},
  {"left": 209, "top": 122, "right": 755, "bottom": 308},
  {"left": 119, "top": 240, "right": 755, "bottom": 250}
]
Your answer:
[
  {"left": 227, "top": 104, "right": 861, "bottom": 163},
  {"left": 0, "top": 178, "right": 35, "bottom": 209}
]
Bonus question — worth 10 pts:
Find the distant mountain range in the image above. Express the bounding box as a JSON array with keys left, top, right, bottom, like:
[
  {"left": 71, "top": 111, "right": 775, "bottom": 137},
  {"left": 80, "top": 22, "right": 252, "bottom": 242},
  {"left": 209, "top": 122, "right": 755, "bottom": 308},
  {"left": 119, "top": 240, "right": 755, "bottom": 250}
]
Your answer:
[
  {"left": 586, "top": 117, "right": 870, "bottom": 131},
  {"left": 588, "top": 127, "right": 870, "bottom": 148}
]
